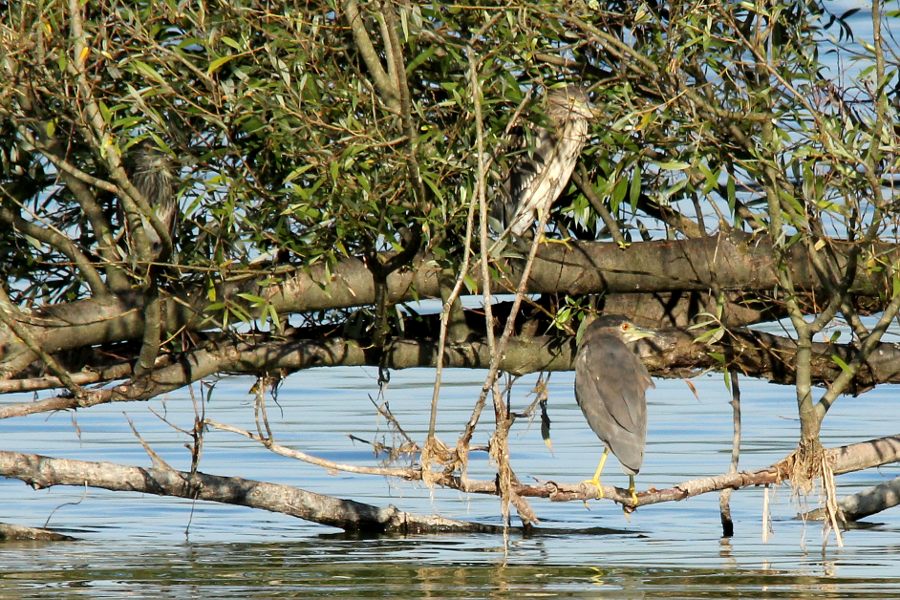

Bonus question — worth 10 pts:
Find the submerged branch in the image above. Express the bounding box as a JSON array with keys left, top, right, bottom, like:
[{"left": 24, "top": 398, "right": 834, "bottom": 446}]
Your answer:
[
  {"left": 0, "top": 521, "right": 77, "bottom": 542},
  {"left": 803, "top": 476, "right": 900, "bottom": 523}
]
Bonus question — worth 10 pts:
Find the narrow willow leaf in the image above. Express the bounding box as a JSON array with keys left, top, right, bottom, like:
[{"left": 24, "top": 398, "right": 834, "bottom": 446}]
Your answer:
[{"left": 831, "top": 354, "right": 852, "bottom": 374}]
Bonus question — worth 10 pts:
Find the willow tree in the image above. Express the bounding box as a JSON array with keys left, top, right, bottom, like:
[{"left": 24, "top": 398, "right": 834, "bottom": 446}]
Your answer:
[{"left": 0, "top": 0, "right": 898, "bottom": 537}]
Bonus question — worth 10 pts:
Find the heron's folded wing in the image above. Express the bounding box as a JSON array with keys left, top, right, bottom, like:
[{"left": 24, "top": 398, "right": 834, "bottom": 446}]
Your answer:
[{"left": 575, "top": 335, "right": 651, "bottom": 435}]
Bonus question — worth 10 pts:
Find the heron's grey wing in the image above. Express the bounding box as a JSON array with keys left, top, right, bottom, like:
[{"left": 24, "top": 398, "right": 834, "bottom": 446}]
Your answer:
[
  {"left": 575, "top": 334, "right": 652, "bottom": 432},
  {"left": 574, "top": 333, "right": 653, "bottom": 472}
]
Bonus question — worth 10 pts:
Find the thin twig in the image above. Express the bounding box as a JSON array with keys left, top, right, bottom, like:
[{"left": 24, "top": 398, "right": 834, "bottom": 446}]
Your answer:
[
  {"left": 719, "top": 367, "right": 741, "bottom": 537},
  {"left": 572, "top": 167, "right": 626, "bottom": 246},
  {"left": 205, "top": 419, "right": 420, "bottom": 479}
]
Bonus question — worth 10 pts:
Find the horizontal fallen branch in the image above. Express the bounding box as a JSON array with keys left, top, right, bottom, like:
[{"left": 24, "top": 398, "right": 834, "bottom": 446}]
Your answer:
[
  {"left": 195, "top": 418, "right": 900, "bottom": 513},
  {"left": 5, "top": 319, "right": 900, "bottom": 419},
  {"left": 0, "top": 435, "right": 896, "bottom": 534},
  {"left": 0, "top": 450, "right": 501, "bottom": 534},
  {"left": 3, "top": 231, "right": 898, "bottom": 380},
  {"left": 494, "top": 434, "right": 900, "bottom": 508}
]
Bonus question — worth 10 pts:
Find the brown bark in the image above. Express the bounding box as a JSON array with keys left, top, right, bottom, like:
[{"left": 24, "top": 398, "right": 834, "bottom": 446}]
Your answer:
[
  {"left": 2, "top": 232, "right": 896, "bottom": 379},
  {"left": 0, "top": 522, "right": 77, "bottom": 542},
  {"left": 5, "top": 318, "right": 900, "bottom": 418}
]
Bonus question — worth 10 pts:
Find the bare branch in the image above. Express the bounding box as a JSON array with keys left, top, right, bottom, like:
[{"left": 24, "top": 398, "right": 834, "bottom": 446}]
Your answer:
[
  {"left": 206, "top": 418, "right": 420, "bottom": 479},
  {"left": 0, "top": 450, "right": 502, "bottom": 534},
  {"left": 343, "top": 0, "right": 400, "bottom": 111}
]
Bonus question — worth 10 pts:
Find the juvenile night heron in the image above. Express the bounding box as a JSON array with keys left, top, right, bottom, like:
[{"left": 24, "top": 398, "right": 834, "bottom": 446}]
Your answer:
[
  {"left": 125, "top": 141, "right": 177, "bottom": 261},
  {"left": 493, "top": 85, "right": 593, "bottom": 237},
  {"left": 575, "top": 315, "right": 656, "bottom": 505}
]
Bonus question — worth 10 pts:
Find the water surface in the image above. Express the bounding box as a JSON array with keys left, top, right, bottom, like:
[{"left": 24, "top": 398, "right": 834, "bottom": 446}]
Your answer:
[{"left": 1, "top": 366, "right": 898, "bottom": 597}]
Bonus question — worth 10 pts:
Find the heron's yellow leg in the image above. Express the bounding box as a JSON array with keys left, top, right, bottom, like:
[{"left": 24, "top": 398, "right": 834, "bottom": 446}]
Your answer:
[
  {"left": 628, "top": 474, "right": 638, "bottom": 507},
  {"left": 581, "top": 447, "right": 609, "bottom": 499},
  {"left": 538, "top": 233, "right": 573, "bottom": 248}
]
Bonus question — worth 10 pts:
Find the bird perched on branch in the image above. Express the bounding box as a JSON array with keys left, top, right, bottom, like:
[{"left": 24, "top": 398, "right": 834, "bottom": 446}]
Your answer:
[
  {"left": 125, "top": 141, "right": 177, "bottom": 262},
  {"left": 492, "top": 85, "right": 593, "bottom": 238},
  {"left": 575, "top": 315, "right": 656, "bottom": 506}
]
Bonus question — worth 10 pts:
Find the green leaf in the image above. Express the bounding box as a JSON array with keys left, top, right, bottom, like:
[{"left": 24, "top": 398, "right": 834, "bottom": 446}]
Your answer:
[
  {"left": 111, "top": 115, "right": 144, "bottom": 130},
  {"left": 131, "top": 60, "right": 166, "bottom": 85},
  {"left": 830, "top": 354, "right": 852, "bottom": 374},
  {"left": 407, "top": 46, "right": 436, "bottom": 73},
  {"left": 694, "top": 327, "right": 724, "bottom": 345},
  {"left": 98, "top": 101, "right": 111, "bottom": 125},
  {"left": 707, "top": 351, "right": 725, "bottom": 364},
  {"left": 655, "top": 160, "right": 691, "bottom": 171},
  {"left": 237, "top": 293, "right": 266, "bottom": 305},
  {"left": 266, "top": 304, "right": 281, "bottom": 330},
  {"left": 207, "top": 54, "right": 236, "bottom": 75},
  {"left": 726, "top": 175, "right": 736, "bottom": 211},
  {"left": 611, "top": 176, "right": 628, "bottom": 211},
  {"left": 629, "top": 164, "right": 642, "bottom": 209},
  {"left": 284, "top": 164, "right": 314, "bottom": 184},
  {"left": 221, "top": 36, "right": 243, "bottom": 51}
]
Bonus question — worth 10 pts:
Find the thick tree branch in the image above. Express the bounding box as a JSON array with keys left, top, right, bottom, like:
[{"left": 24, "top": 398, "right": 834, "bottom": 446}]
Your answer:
[
  {"left": 1, "top": 437, "right": 895, "bottom": 528},
  {"left": 0, "top": 450, "right": 501, "bottom": 534},
  {"left": 2, "top": 232, "right": 896, "bottom": 379},
  {"left": 5, "top": 319, "right": 900, "bottom": 419}
]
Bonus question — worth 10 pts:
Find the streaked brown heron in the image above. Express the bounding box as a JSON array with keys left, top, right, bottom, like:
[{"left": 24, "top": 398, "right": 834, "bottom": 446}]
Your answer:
[
  {"left": 575, "top": 315, "right": 656, "bottom": 505},
  {"left": 492, "top": 85, "right": 593, "bottom": 237},
  {"left": 126, "top": 141, "right": 177, "bottom": 261}
]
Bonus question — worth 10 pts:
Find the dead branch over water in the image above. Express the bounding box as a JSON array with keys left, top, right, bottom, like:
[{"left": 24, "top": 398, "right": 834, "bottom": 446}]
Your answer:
[{"left": 1, "top": 435, "right": 895, "bottom": 533}]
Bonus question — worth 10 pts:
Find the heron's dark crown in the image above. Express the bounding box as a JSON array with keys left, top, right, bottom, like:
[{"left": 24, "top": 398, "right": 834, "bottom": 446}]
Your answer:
[{"left": 583, "top": 314, "right": 656, "bottom": 344}]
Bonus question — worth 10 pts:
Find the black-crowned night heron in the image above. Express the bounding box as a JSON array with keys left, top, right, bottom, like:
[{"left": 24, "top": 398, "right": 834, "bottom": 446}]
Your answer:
[
  {"left": 126, "top": 141, "right": 176, "bottom": 261},
  {"left": 492, "top": 85, "right": 593, "bottom": 237},
  {"left": 575, "top": 315, "right": 656, "bottom": 505}
]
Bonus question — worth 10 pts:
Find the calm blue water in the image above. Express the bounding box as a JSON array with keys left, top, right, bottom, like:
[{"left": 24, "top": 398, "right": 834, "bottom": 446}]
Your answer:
[{"left": 1, "top": 366, "right": 899, "bottom": 597}]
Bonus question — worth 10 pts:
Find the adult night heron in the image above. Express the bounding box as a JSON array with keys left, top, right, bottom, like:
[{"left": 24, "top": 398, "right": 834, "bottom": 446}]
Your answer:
[
  {"left": 574, "top": 315, "right": 656, "bottom": 505},
  {"left": 492, "top": 85, "right": 593, "bottom": 237}
]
